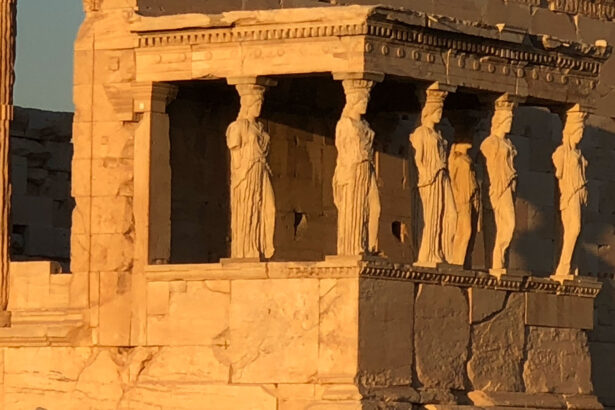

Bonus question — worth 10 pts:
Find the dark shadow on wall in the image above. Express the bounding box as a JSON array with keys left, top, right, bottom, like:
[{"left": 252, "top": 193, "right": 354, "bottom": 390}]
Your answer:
[
  {"left": 168, "top": 81, "right": 236, "bottom": 263},
  {"left": 9, "top": 107, "right": 74, "bottom": 272}
]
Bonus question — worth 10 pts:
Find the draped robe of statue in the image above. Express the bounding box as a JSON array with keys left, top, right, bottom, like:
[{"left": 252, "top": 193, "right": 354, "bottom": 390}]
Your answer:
[
  {"left": 449, "top": 148, "right": 479, "bottom": 266},
  {"left": 333, "top": 116, "right": 380, "bottom": 255},
  {"left": 480, "top": 134, "right": 517, "bottom": 270},
  {"left": 226, "top": 118, "right": 275, "bottom": 259},
  {"left": 410, "top": 125, "right": 457, "bottom": 265},
  {"left": 553, "top": 144, "right": 587, "bottom": 276}
]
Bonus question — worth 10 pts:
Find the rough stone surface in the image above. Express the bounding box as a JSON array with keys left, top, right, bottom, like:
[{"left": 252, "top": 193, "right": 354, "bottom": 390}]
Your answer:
[
  {"left": 469, "top": 287, "right": 506, "bottom": 323},
  {"left": 467, "top": 293, "right": 525, "bottom": 392},
  {"left": 226, "top": 278, "right": 319, "bottom": 383},
  {"left": 523, "top": 327, "right": 593, "bottom": 394},
  {"left": 414, "top": 284, "right": 469, "bottom": 390},
  {"left": 358, "top": 278, "right": 413, "bottom": 388}
]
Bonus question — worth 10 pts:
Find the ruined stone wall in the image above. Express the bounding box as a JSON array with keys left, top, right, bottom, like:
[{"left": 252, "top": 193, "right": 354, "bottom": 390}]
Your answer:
[{"left": 9, "top": 107, "right": 73, "bottom": 269}]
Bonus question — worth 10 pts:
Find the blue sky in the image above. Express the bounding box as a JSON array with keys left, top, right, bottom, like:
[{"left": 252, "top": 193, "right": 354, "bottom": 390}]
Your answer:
[{"left": 14, "top": 0, "right": 83, "bottom": 112}]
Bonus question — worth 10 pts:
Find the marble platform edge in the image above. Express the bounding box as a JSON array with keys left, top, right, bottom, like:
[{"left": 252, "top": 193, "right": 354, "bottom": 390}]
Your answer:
[{"left": 143, "top": 258, "right": 602, "bottom": 298}]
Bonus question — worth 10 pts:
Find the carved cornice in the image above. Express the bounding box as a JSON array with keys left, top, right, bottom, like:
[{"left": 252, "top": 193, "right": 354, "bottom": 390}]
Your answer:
[
  {"left": 0, "top": 309, "right": 88, "bottom": 347},
  {"left": 135, "top": 9, "right": 610, "bottom": 80},
  {"left": 364, "top": 19, "right": 608, "bottom": 78},
  {"left": 145, "top": 261, "right": 602, "bottom": 298},
  {"left": 360, "top": 262, "right": 602, "bottom": 298}
]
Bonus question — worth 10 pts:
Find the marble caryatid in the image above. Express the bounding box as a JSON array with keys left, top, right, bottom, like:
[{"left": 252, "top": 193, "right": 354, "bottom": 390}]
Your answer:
[
  {"left": 226, "top": 81, "right": 276, "bottom": 259},
  {"left": 410, "top": 85, "right": 457, "bottom": 267},
  {"left": 449, "top": 140, "right": 480, "bottom": 266},
  {"left": 333, "top": 78, "right": 381, "bottom": 255},
  {"left": 480, "top": 97, "right": 518, "bottom": 274},
  {"left": 552, "top": 107, "right": 589, "bottom": 279}
]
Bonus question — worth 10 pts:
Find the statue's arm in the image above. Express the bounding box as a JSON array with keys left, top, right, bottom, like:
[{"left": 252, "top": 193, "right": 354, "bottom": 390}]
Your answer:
[
  {"left": 226, "top": 121, "right": 243, "bottom": 150},
  {"left": 552, "top": 147, "right": 564, "bottom": 180}
]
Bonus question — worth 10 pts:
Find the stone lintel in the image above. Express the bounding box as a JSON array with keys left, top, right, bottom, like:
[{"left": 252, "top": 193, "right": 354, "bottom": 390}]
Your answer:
[
  {"left": 427, "top": 81, "right": 457, "bottom": 94},
  {"left": 227, "top": 76, "right": 278, "bottom": 88},
  {"left": 332, "top": 71, "right": 385, "bottom": 82}
]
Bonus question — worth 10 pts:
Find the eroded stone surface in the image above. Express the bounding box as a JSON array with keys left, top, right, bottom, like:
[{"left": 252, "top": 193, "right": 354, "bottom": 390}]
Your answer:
[
  {"left": 469, "top": 287, "right": 506, "bottom": 323},
  {"left": 467, "top": 293, "right": 525, "bottom": 392},
  {"left": 523, "top": 327, "right": 593, "bottom": 394},
  {"left": 358, "top": 278, "right": 413, "bottom": 388},
  {"left": 414, "top": 284, "right": 469, "bottom": 389},
  {"left": 226, "top": 278, "right": 319, "bottom": 383}
]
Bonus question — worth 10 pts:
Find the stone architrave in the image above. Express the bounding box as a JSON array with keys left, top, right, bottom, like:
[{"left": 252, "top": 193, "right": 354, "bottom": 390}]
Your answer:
[
  {"left": 551, "top": 106, "right": 589, "bottom": 281},
  {"left": 332, "top": 73, "right": 383, "bottom": 256},
  {"left": 449, "top": 139, "right": 480, "bottom": 266},
  {"left": 226, "top": 77, "right": 277, "bottom": 260},
  {"left": 410, "top": 83, "right": 457, "bottom": 267},
  {"left": 0, "top": 0, "right": 16, "bottom": 327},
  {"left": 480, "top": 95, "right": 519, "bottom": 276}
]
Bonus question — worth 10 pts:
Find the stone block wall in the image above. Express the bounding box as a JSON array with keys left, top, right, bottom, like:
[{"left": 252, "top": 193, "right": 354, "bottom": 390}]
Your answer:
[
  {"left": 0, "top": 261, "right": 601, "bottom": 409},
  {"left": 9, "top": 107, "right": 74, "bottom": 270}
]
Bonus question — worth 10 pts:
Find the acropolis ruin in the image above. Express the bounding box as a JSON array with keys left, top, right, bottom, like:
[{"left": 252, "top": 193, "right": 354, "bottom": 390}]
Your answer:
[{"left": 1, "top": 0, "right": 615, "bottom": 408}]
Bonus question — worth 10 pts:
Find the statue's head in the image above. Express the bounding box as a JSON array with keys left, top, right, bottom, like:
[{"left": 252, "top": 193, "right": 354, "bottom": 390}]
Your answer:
[
  {"left": 421, "top": 101, "right": 444, "bottom": 126},
  {"left": 420, "top": 89, "right": 447, "bottom": 127},
  {"left": 342, "top": 79, "right": 373, "bottom": 118},
  {"left": 452, "top": 140, "right": 472, "bottom": 154},
  {"left": 563, "top": 110, "right": 587, "bottom": 148},
  {"left": 490, "top": 108, "right": 514, "bottom": 138},
  {"left": 237, "top": 84, "right": 266, "bottom": 119}
]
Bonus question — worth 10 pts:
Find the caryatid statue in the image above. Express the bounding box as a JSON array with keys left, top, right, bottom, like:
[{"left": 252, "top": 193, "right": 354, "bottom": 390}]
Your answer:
[
  {"left": 552, "top": 106, "right": 589, "bottom": 279},
  {"left": 226, "top": 79, "right": 277, "bottom": 259},
  {"left": 410, "top": 84, "right": 457, "bottom": 267},
  {"left": 449, "top": 139, "right": 480, "bottom": 266},
  {"left": 480, "top": 96, "right": 518, "bottom": 274},
  {"left": 333, "top": 78, "right": 381, "bottom": 255}
]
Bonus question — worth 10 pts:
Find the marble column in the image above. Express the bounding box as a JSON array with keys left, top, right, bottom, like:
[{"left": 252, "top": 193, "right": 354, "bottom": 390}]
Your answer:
[{"left": 0, "top": 0, "right": 16, "bottom": 327}]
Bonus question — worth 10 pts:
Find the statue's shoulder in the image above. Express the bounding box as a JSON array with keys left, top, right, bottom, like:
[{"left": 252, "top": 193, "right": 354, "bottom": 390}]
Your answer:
[
  {"left": 227, "top": 118, "right": 249, "bottom": 134},
  {"left": 410, "top": 125, "right": 428, "bottom": 141},
  {"left": 552, "top": 144, "right": 565, "bottom": 162},
  {"left": 479, "top": 135, "right": 496, "bottom": 153}
]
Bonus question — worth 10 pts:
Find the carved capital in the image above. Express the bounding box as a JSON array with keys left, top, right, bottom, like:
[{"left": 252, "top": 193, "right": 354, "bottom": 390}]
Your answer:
[
  {"left": 417, "top": 82, "right": 456, "bottom": 106},
  {"left": 132, "top": 82, "right": 178, "bottom": 114},
  {"left": 105, "top": 82, "right": 178, "bottom": 121},
  {"left": 495, "top": 93, "right": 525, "bottom": 111}
]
